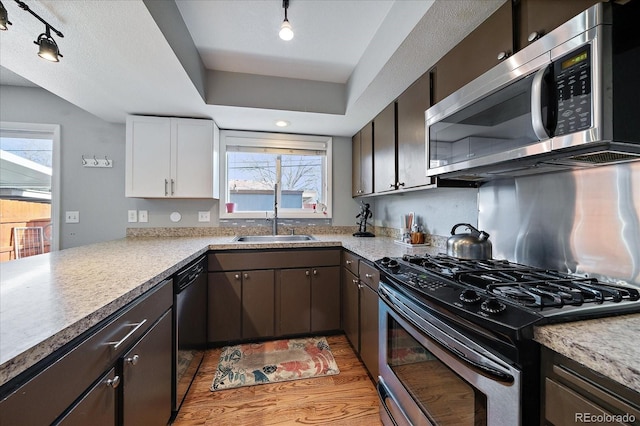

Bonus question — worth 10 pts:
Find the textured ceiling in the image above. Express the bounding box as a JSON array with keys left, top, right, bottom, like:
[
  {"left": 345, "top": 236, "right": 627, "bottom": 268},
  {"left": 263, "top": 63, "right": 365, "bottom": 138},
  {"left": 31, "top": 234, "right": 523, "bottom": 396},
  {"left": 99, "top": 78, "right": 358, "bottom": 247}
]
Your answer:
[{"left": 0, "top": 0, "right": 505, "bottom": 137}]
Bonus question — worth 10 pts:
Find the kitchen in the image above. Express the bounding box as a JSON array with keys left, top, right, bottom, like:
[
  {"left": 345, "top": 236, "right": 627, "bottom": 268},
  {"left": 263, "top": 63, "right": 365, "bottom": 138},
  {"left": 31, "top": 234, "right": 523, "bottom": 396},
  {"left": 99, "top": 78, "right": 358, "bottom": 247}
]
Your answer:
[{"left": 1, "top": 0, "right": 639, "bottom": 425}]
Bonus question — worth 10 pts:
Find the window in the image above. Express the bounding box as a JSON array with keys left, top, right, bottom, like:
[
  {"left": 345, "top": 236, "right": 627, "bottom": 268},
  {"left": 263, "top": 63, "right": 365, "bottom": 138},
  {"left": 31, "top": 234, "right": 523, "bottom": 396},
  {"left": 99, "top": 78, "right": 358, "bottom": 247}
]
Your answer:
[{"left": 220, "top": 131, "right": 332, "bottom": 219}]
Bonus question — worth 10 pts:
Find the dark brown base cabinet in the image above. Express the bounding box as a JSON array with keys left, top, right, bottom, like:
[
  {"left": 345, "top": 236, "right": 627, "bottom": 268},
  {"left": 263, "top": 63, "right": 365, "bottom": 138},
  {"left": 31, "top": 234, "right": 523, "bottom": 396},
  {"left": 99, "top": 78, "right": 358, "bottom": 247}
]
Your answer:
[
  {"left": 0, "top": 280, "right": 173, "bottom": 426},
  {"left": 208, "top": 249, "right": 341, "bottom": 344},
  {"left": 541, "top": 347, "right": 640, "bottom": 426},
  {"left": 341, "top": 251, "right": 379, "bottom": 380}
]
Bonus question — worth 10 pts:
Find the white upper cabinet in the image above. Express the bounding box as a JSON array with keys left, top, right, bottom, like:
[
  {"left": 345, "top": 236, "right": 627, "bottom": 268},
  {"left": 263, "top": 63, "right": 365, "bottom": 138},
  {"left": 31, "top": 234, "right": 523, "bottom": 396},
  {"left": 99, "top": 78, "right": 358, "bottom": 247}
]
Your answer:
[{"left": 126, "top": 115, "right": 219, "bottom": 198}]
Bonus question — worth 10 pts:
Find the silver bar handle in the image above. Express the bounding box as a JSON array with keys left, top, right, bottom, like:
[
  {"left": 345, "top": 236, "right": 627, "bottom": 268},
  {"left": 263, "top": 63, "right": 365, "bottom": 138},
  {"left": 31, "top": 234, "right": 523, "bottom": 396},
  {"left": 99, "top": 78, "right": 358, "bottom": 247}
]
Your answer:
[
  {"left": 171, "top": 179, "right": 175, "bottom": 195},
  {"left": 164, "top": 179, "right": 168, "bottom": 196},
  {"left": 108, "top": 319, "right": 147, "bottom": 350},
  {"left": 531, "top": 66, "right": 550, "bottom": 141}
]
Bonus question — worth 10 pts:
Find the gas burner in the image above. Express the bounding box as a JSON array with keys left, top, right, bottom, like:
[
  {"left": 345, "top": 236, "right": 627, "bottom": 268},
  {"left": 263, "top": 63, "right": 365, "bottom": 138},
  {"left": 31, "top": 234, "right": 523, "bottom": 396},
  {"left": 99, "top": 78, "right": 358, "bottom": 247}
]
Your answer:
[{"left": 376, "top": 253, "right": 640, "bottom": 323}]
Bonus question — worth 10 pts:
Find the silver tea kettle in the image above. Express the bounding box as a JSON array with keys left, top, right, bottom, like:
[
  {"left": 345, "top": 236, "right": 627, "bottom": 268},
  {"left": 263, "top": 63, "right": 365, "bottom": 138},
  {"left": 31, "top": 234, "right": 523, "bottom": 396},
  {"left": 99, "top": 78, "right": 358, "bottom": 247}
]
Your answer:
[{"left": 447, "top": 223, "right": 492, "bottom": 260}]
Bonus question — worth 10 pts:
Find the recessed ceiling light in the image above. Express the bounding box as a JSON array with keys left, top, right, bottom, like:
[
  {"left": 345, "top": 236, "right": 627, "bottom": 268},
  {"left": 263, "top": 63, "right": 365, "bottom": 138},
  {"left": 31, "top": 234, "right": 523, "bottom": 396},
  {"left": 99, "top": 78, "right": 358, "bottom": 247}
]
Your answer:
[{"left": 275, "top": 120, "right": 290, "bottom": 127}]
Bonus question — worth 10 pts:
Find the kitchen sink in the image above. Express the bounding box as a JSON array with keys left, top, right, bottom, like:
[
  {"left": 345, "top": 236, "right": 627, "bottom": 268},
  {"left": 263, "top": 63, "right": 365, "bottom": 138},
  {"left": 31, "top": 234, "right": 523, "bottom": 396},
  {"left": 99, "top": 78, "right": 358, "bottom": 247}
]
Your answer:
[{"left": 231, "top": 234, "right": 317, "bottom": 242}]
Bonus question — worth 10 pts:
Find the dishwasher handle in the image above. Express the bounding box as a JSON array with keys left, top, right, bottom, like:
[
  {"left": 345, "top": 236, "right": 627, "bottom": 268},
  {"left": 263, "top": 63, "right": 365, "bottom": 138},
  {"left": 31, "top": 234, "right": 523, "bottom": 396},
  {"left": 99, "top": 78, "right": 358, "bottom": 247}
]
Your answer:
[{"left": 176, "top": 256, "right": 206, "bottom": 293}]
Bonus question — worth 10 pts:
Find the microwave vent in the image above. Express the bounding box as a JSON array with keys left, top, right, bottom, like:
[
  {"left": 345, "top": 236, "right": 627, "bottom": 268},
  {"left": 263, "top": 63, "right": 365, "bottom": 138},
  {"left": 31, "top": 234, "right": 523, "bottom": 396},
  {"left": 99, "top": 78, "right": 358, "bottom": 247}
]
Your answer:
[{"left": 568, "top": 151, "right": 640, "bottom": 164}]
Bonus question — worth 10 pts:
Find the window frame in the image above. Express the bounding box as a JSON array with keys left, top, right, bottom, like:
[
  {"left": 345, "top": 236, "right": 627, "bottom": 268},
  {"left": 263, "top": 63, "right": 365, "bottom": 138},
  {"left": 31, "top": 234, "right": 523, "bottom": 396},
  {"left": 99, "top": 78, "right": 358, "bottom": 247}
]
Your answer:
[{"left": 219, "top": 130, "right": 332, "bottom": 219}]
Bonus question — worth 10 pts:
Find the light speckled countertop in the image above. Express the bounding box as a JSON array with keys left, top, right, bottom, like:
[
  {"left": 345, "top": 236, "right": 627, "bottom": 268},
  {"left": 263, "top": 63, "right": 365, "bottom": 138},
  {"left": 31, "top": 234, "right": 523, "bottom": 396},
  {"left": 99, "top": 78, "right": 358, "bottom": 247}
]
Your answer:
[
  {"left": 1, "top": 232, "right": 639, "bottom": 396},
  {"left": 534, "top": 314, "right": 640, "bottom": 393},
  {"left": 0, "top": 233, "right": 435, "bottom": 387}
]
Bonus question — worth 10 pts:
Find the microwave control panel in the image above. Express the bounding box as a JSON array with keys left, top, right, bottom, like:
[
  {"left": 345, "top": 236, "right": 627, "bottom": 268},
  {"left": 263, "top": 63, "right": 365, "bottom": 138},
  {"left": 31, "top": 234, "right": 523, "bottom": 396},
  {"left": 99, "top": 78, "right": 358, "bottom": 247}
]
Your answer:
[{"left": 554, "top": 45, "right": 592, "bottom": 136}]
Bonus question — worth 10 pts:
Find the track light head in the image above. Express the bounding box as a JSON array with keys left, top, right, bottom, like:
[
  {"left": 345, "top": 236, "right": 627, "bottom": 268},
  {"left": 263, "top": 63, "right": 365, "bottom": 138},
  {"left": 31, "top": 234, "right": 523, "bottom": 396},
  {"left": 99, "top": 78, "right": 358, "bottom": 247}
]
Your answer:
[
  {"left": 0, "top": 1, "right": 12, "bottom": 30},
  {"left": 35, "top": 27, "right": 62, "bottom": 62}
]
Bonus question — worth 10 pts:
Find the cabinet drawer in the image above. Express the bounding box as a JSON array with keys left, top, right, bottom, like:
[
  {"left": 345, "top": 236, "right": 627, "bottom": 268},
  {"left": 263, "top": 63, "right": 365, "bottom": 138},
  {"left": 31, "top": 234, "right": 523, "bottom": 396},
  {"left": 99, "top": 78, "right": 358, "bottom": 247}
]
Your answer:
[
  {"left": 359, "top": 261, "right": 379, "bottom": 291},
  {"left": 209, "top": 249, "right": 340, "bottom": 271},
  {"left": 343, "top": 251, "right": 359, "bottom": 276},
  {"left": 0, "top": 279, "right": 172, "bottom": 426}
]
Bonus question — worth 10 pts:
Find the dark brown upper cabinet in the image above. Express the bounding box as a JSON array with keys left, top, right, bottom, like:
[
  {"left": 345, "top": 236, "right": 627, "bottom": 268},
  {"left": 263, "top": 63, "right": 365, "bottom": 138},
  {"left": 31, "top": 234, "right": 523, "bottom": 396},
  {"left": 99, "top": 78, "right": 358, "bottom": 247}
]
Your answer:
[
  {"left": 373, "top": 102, "right": 397, "bottom": 194},
  {"left": 517, "top": 0, "right": 601, "bottom": 50},
  {"left": 431, "top": 1, "right": 513, "bottom": 104},
  {"left": 397, "top": 71, "right": 432, "bottom": 190},
  {"left": 352, "top": 122, "right": 373, "bottom": 197}
]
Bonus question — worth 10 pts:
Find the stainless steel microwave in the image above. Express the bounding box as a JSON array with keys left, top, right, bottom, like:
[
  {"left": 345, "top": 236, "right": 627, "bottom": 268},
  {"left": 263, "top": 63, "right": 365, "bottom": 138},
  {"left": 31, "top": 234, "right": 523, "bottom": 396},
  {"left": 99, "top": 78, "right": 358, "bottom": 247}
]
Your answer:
[{"left": 425, "top": 2, "right": 640, "bottom": 181}]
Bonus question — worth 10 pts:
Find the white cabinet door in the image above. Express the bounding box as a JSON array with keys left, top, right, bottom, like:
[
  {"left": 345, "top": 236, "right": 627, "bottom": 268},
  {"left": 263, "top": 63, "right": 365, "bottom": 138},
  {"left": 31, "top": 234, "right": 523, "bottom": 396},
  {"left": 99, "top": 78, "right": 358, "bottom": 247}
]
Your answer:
[
  {"left": 126, "top": 116, "right": 219, "bottom": 198},
  {"left": 126, "top": 116, "right": 172, "bottom": 197},
  {"left": 172, "top": 118, "right": 215, "bottom": 198}
]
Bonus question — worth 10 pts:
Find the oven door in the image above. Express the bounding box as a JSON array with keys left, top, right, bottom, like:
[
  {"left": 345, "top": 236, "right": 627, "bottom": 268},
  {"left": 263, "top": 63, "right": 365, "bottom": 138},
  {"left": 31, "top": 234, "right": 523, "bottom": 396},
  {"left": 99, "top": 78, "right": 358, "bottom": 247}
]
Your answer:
[{"left": 378, "top": 282, "right": 522, "bottom": 426}]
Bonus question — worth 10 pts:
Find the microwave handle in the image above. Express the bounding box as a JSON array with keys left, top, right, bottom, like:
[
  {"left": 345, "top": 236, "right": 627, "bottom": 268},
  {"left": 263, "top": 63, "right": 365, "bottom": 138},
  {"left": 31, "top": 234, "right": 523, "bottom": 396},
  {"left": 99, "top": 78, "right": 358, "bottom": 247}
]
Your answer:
[{"left": 531, "top": 66, "right": 550, "bottom": 140}]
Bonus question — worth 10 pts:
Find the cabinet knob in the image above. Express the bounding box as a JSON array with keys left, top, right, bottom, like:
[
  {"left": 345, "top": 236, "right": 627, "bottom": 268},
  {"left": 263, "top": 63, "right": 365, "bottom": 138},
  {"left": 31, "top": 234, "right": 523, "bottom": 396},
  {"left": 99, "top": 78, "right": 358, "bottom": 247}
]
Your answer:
[
  {"left": 397, "top": 182, "right": 405, "bottom": 188},
  {"left": 389, "top": 183, "right": 396, "bottom": 189},
  {"left": 234, "top": 274, "right": 240, "bottom": 280},
  {"left": 306, "top": 270, "right": 310, "bottom": 276},
  {"left": 358, "top": 284, "right": 363, "bottom": 290},
  {"left": 346, "top": 260, "right": 353, "bottom": 265},
  {"left": 365, "top": 273, "right": 373, "bottom": 279},
  {"left": 528, "top": 31, "right": 541, "bottom": 43},
  {"left": 126, "top": 354, "right": 140, "bottom": 365},
  {"left": 244, "top": 273, "right": 249, "bottom": 279},
  {"left": 313, "top": 269, "right": 318, "bottom": 276},
  {"left": 497, "top": 51, "right": 510, "bottom": 61},
  {"left": 352, "top": 279, "right": 359, "bottom": 284},
  {"left": 105, "top": 375, "right": 121, "bottom": 388}
]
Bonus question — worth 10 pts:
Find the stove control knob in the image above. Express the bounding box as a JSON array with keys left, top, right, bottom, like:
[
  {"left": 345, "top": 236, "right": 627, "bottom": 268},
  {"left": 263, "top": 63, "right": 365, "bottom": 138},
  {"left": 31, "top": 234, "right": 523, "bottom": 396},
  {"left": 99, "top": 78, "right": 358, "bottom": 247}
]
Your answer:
[
  {"left": 387, "top": 259, "right": 400, "bottom": 271},
  {"left": 459, "top": 289, "right": 481, "bottom": 304},
  {"left": 481, "top": 298, "right": 506, "bottom": 314}
]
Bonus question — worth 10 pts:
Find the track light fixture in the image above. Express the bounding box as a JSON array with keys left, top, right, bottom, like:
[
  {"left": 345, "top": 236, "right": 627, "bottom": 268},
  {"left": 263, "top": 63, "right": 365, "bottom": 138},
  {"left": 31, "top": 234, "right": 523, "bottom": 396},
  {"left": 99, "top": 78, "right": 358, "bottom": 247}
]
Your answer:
[
  {"left": 279, "top": 0, "right": 293, "bottom": 41},
  {"left": 0, "top": 1, "right": 11, "bottom": 30},
  {"left": 9, "top": 0, "right": 64, "bottom": 62}
]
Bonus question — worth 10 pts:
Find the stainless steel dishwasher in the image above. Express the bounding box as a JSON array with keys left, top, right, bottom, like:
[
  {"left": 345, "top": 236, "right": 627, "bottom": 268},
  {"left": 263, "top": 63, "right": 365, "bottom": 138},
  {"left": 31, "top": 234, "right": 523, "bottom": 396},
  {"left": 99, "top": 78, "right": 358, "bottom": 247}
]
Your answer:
[{"left": 173, "top": 255, "right": 207, "bottom": 415}]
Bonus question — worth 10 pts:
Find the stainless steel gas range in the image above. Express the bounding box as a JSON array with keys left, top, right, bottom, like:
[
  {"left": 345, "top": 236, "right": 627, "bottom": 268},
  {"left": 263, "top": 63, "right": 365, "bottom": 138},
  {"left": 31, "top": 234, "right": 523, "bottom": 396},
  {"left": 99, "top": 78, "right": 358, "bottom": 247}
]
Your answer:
[{"left": 376, "top": 253, "right": 640, "bottom": 426}]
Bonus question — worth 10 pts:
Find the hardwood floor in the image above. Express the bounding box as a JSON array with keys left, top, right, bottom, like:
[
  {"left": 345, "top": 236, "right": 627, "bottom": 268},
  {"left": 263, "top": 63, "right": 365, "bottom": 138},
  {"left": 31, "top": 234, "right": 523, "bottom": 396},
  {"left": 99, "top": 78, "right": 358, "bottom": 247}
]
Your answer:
[{"left": 172, "top": 334, "right": 382, "bottom": 425}]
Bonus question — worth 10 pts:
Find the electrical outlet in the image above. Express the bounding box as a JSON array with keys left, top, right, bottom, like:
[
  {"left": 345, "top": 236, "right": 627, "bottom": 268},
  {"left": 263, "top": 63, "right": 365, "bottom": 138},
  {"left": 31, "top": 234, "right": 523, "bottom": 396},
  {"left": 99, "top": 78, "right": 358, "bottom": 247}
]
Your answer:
[
  {"left": 65, "top": 211, "right": 80, "bottom": 223},
  {"left": 138, "top": 210, "right": 148, "bottom": 223},
  {"left": 198, "top": 211, "right": 210, "bottom": 222},
  {"left": 128, "top": 210, "right": 138, "bottom": 223}
]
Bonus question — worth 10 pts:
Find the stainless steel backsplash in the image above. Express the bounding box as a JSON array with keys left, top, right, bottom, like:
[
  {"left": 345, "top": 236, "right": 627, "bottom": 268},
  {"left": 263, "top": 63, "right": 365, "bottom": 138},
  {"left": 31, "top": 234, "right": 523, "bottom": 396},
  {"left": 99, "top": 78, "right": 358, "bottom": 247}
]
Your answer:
[{"left": 478, "top": 162, "right": 640, "bottom": 285}]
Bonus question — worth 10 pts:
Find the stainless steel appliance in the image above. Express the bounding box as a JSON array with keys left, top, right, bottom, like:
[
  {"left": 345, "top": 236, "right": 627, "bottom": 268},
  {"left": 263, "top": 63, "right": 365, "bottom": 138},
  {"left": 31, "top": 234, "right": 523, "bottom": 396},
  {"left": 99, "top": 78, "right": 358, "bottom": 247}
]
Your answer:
[
  {"left": 173, "top": 255, "right": 207, "bottom": 415},
  {"left": 376, "top": 254, "right": 640, "bottom": 425},
  {"left": 425, "top": 2, "right": 640, "bottom": 181}
]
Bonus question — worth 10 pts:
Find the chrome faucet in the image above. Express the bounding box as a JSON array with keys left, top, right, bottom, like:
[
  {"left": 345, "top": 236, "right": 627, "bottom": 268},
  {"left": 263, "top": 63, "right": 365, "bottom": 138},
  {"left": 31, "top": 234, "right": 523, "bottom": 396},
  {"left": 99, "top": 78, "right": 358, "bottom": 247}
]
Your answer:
[{"left": 272, "top": 183, "right": 278, "bottom": 235}]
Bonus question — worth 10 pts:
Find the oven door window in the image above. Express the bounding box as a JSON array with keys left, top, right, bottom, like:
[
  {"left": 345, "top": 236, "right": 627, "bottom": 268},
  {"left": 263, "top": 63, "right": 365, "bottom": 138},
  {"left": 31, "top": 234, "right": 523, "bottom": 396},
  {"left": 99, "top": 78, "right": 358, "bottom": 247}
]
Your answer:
[{"left": 388, "top": 317, "right": 487, "bottom": 425}]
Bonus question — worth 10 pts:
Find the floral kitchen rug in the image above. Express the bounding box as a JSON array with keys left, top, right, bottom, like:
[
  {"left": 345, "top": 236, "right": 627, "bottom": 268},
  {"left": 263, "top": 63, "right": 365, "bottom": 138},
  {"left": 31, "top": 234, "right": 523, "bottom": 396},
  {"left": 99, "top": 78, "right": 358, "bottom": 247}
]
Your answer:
[{"left": 210, "top": 336, "right": 340, "bottom": 391}]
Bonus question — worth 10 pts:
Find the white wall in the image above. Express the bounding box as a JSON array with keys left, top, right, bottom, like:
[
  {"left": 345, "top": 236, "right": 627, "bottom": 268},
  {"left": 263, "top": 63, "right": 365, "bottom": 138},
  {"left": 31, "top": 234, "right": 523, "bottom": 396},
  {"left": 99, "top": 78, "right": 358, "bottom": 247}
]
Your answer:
[{"left": 0, "top": 85, "right": 360, "bottom": 248}]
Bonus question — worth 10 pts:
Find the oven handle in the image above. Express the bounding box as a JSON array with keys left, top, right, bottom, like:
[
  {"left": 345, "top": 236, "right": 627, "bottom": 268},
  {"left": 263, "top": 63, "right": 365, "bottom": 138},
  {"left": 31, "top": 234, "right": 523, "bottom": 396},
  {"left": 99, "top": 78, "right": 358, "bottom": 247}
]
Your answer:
[
  {"left": 377, "top": 377, "right": 414, "bottom": 426},
  {"left": 380, "top": 285, "right": 515, "bottom": 384}
]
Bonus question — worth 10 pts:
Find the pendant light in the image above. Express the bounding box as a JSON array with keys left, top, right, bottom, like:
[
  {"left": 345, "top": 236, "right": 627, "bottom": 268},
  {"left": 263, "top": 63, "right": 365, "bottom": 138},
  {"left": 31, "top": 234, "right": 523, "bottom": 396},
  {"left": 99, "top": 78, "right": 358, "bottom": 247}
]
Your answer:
[
  {"left": 0, "top": 1, "right": 11, "bottom": 30},
  {"left": 279, "top": 0, "right": 293, "bottom": 41}
]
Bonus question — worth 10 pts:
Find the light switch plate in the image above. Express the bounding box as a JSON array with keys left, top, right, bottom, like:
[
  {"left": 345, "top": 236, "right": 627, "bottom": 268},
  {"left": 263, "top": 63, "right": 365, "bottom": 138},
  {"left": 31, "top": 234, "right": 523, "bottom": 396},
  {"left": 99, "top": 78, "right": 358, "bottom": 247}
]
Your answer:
[
  {"left": 128, "top": 210, "right": 138, "bottom": 223},
  {"left": 198, "top": 211, "right": 210, "bottom": 222},
  {"left": 65, "top": 211, "right": 80, "bottom": 223},
  {"left": 138, "top": 210, "right": 148, "bottom": 223}
]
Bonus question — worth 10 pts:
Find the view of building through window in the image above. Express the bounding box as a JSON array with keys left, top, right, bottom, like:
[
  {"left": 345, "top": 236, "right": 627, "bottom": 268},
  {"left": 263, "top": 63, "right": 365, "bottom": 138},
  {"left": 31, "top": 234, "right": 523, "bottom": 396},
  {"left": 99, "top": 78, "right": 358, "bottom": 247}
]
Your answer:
[{"left": 227, "top": 151, "right": 325, "bottom": 212}]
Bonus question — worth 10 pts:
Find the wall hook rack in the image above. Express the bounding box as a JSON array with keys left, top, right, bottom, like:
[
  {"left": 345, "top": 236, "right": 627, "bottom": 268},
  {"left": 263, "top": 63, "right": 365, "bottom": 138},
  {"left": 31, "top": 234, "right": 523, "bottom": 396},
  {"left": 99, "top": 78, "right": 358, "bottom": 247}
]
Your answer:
[{"left": 82, "top": 155, "right": 112, "bottom": 168}]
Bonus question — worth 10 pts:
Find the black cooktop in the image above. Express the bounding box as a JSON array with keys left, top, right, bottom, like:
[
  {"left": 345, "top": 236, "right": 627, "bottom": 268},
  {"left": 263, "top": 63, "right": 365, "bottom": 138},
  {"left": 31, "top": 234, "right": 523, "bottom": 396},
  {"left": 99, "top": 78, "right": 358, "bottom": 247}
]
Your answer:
[{"left": 376, "top": 253, "right": 640, "bottom": 331}]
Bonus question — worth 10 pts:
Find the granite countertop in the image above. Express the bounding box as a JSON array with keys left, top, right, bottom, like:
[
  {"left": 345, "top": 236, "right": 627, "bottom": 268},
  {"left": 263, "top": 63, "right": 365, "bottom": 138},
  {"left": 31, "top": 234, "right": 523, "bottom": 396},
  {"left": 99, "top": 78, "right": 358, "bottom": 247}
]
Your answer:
[
  {"left": 0, "top": 233, "right": 435, "bottom": 387},
  {"left": 1, "top": 232, "right": 638, "bottom": 396},
  {"left": 534, "top": 314, "right": 640, "bottom": 393}
]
